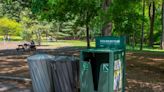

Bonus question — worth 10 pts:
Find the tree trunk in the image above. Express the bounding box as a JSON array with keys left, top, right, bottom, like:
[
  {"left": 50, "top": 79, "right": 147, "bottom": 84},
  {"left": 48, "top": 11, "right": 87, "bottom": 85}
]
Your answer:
[
  {"left": 102, "top": 22, "right": 112, "bottom": 36},
  {"left": 132, "top": 33, "right": 136, "bottom": 50},
  {"left": 101, "top": 0, "right": 112, "bottom": 36},
  {"left": 161, "top": 1, "right": 164, "bottom": 49},
  {"left": 38, "top": 34, "right": 41, "bottom": 46},
  {"left": 46, "top": 30, "right": 49, "bottom": 41},
  {"left": 148, "top": 1, "right": 155, "bottom": 48},
  {"left": 86, "top": 24, "right": 90, "bottom": 48},
  {"left": 140, "top": 0, "right": 145, "bottom": 50},
  {"left": 36, "top": 30, "right": 41, "bottom": 46}
]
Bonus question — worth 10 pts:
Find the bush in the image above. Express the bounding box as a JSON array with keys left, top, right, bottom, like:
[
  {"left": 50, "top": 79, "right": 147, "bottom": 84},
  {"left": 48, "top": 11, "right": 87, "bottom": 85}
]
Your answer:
[{"left": 21, "top": 30, "right": 33, "bottom": 41}]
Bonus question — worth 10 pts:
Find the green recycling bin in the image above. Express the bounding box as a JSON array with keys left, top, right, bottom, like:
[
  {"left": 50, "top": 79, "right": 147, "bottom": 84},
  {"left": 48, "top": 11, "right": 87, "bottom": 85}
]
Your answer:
[{"left": 80, "top": 36, "right": 126, "bottom": 92}]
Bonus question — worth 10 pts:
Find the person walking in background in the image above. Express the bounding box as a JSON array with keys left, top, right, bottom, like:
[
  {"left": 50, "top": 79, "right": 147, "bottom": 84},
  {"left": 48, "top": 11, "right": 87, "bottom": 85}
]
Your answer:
[{"left": 7, "top": 35, "right": 10, "bottom": 41}]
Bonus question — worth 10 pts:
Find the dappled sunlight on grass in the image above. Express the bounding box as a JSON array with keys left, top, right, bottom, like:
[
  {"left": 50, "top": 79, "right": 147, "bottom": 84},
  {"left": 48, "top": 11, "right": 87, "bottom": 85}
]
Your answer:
[
  {"left": 126, "top": 44, "right": 164, "bottom": 52},
  {"left": 0, "top": 36, "right": 22, "bottom": 41},
  {"left": 41, "top": 40, "right": 95, "bottom": 47}
]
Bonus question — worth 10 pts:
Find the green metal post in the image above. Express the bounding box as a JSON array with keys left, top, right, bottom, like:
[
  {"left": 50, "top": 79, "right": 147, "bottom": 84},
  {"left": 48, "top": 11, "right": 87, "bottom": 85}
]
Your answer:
[
  {"left": 109, "top": 52, "right": 114, "bottom": 92},
  {"left": 119, "top": 52, "right": 124, "bottom": 92},
  {"left": 122, "top": 51, "right": 126, "bottom": 92}
]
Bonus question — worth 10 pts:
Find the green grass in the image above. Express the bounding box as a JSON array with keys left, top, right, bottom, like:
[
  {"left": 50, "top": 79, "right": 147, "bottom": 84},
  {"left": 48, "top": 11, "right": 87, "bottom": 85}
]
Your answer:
[
  {"left": 0, "top": 36, "right": 22, "bottom": 41},
  {"left": 127, "top": 45, "right": 164, "bottom": 52},
  {"left": 42, "top": 40, "right": 164, "bottom": 52},
  {"left": 0, "top": 35, "right": 163, "bottom": 52},
  {"left": 64, "top": 40, "right": 95, "bottom": 47},
  {"left": 42, "top": 40, "right": 95, "bottom": 47}
]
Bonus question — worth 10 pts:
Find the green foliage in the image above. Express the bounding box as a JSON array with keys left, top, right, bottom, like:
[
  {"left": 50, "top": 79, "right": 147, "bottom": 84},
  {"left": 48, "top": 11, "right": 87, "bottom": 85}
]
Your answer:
[
  {"left": 0, "top": 17, "right": 22, "bottom": 35},
  {"left": 20, "top": 30, "right": 32, "bottom": 41},
  {"left": 109, "top": 0, "right": 142, "bottom": 35},
  {"left": 0, "top": 0, "right": 164, "bottom": 49},
  {"left": 32, "top": 0, "right": 101, "bottom": 25},
  {"left": 0, "top": 0, "right": 29, "bottom": 21}
]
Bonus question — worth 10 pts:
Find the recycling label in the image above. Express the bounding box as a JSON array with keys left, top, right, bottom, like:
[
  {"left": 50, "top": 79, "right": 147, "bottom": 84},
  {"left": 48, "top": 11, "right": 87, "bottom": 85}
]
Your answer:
[
  {"left": 103, "top": 64, "right": 109, "bottom": 72},
  {"left": 83, "top": 63, "right": 89, "bottom": 71}
]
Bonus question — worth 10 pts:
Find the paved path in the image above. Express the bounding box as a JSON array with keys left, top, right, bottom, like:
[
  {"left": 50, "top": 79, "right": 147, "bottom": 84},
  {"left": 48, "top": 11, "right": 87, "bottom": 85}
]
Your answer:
[{"left": 0, "top": 42, "right": 25, "bottom": 50}]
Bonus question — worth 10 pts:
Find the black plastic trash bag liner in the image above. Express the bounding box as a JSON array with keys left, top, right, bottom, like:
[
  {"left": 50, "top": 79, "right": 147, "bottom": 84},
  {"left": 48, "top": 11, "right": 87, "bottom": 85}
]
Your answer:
[
  {"left": 27, "top": 54, "right": 54, "bottom": 92},
  {"left": 50, "top": 56, "right": 79, "bottom": 92},
  {"left": 27, "top": 54, "right": 79, "bottom": 92}
]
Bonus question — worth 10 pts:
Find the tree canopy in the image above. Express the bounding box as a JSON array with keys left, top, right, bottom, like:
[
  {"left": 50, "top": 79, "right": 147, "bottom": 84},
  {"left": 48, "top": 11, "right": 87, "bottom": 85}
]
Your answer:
[
  {"left": 0, "top": 17, "right": 22, "bottom": 36},
  {"left": 1, "top": 0, "right": 164, "bottom": 49},
  {"left": 31, "top": 0, "right": 103, "bottom": 47}
]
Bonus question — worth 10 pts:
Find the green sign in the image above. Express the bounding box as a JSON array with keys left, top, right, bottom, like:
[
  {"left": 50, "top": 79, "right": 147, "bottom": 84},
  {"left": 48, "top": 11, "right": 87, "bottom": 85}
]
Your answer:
[{"left": 96, "top": 36, "right": 126, "bottom": 49}]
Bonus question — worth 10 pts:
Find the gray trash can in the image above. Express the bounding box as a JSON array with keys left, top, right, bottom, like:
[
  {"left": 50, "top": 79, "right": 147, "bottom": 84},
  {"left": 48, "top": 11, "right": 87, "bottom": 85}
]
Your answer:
[
  {"left": 27, "top": 54, "right": 54, "bottom": 92},
  {"left": 50, "top": 56, "right": 79, "bottom": 92},
  {"left": 27, "top": 54, "right": 79, "bottom": 92}
]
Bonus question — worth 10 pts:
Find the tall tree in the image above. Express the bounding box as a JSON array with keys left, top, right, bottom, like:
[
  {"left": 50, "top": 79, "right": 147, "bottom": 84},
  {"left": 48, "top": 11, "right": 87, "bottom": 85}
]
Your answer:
[
  {"left": 140, "top": 0, "right": 145, "bottom": 50},
  {"left": 101, "top": 0, "right": 112, "bottom": 36},
  {"left": 161, "top": 0, "right": 164, "bottom": 49},
  {"left": 148, "top": 1, "right": 156, "bottom": 47},
  {"left": 31, "top": 0, "right": 101, "bottom": 48}
]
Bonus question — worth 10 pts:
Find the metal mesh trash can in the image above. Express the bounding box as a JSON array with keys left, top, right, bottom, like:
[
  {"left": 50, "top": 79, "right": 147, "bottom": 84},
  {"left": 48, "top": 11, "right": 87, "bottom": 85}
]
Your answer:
[
  {"left": 27, "top": 54, "right": 54, "bottom": 92},
  {"left": 50, "top": 56, "right": 79, "bottom": 92}
]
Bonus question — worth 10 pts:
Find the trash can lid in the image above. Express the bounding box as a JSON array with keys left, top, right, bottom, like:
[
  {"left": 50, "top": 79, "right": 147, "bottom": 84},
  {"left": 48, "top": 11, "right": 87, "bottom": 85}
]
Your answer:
[
  {"left": 49, "top": 55, "right": 79, "bottom": 63},
  {"left": 27, "top": 54, "right": 55, "bottom": 62}
]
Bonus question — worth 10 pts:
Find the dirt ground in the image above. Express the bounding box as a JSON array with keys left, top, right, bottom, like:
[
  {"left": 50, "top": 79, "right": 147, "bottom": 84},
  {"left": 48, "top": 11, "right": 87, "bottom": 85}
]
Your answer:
[{"left": 0, "top": 42, "right": 164, "bottom": 92}]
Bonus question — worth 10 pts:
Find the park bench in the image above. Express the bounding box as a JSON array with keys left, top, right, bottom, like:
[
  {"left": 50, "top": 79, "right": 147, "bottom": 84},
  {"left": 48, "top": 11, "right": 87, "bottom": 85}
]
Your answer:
[
  {"left": 16, "top": 43, "right": 36, "bottom": 52},
  {"left": 16, "top": 45, "right": 25, "bottom": 51}
]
